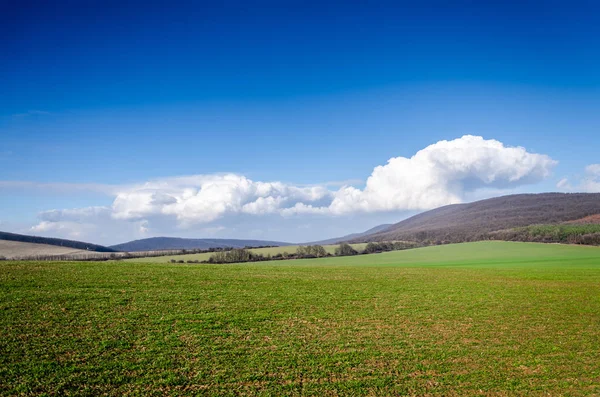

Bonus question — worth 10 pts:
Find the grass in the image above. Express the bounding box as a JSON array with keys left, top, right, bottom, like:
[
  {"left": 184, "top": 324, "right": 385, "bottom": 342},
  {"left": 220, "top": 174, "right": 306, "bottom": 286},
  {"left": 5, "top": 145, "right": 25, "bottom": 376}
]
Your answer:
[
  {"left": 123, "top": 243, "right": 371, "bottom": 263},
  {"left": 1, "top": 241, "right": 600, "bottom": 396}
]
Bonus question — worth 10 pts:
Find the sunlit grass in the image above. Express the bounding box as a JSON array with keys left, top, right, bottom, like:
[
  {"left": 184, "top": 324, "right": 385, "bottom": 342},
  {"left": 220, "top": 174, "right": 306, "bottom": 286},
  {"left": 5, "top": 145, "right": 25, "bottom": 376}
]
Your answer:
[{"left": 1, "top": 241, "right": 599, "bottom": 395}]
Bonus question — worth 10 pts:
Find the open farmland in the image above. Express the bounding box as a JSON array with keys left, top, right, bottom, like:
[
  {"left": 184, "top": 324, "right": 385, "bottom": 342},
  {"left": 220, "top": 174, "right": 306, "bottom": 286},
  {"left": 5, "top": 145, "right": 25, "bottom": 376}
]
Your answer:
[
  {"left": 122, "top": 243, "right": 371, "bottom": 263},
  {"left": 0, "top": 240, "right": 88, "bottom": 259},
  {"left": 0, "top": 240, "right": 189, "bottom": 261},
  {"left": 1, "top": 241, "right": 600, "bottom": 396}
]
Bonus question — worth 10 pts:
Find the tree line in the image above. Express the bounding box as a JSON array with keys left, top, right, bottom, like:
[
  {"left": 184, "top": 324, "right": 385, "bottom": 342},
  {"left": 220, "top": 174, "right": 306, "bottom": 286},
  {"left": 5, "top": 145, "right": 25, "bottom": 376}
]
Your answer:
[
  {"left": 1, "top": 245, "right": 281, "bottom": 262},
  {"left": 197, "top": 241, "right": 420, "bottom": 264},
  {"left": 486, "top": 224, "right": 600, "bottom": 245}
]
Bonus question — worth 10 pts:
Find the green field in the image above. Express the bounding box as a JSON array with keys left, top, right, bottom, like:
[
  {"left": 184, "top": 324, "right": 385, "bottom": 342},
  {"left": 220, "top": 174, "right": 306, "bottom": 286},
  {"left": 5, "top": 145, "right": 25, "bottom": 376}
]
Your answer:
[
  {"left": 123, "top": 243, "right": 371, "bottom": 263},
  {"left": 2, "top": 241, "right": 600, "bottom": 396}
]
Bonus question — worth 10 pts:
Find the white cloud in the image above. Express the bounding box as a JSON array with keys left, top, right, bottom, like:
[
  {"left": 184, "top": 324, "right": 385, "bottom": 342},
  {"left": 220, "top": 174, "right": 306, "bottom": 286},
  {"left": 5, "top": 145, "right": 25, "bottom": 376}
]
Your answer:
[
  {"left": 110, "top": 174, "right": 333, "bottom": 225},
  {"left": 556, "top": 177, "right": 572, "bottom": 190},
  {"left": 30, "top": 207, "right": 150, "bottom": 243},
  {"left": 31, "top": 207, "right": 111, "bottom": 239},
  {"left": 0, "top": 180, "right": 120, "bottom": 195},
  {"left": 557, "top": 163, "right": 600, "bottom": 193},
  {"left": 23, "top": 135, "right": 556, "bottom": 243},
  {"left": 38, "top": 206, "right": 112, "bottom": 223},
  {"left": 325, "top": 135, "right": 556, "bottom": 214},
  {"left": 581, "top": 164, "right": 600, "bottom": 192},
  {"left": 585, "top": 164, "right": 600, "bottom": 177}
]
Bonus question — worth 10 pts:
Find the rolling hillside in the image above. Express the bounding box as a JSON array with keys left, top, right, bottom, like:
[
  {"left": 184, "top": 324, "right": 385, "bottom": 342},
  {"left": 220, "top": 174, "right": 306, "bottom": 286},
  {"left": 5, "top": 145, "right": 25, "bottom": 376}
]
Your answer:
[
  {"left": 110, "top": 237, "right": 291, "bottom": 252},
  {"left": 306, "top": 224, "right": 393, "bottom": 245},
  {"left": 0, "top": 231, "right": 117, "bottom": 252},
  {"left": 0, "top": 240, "right": 93, "bottom": 260},
  {"left": 353, "top": 193, "right": 600, "bottom": 244}
]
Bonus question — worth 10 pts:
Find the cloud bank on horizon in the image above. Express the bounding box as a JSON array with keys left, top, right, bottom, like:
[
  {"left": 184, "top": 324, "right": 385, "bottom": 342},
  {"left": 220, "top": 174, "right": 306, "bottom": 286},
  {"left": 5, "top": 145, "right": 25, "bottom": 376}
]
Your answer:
[{"left": 24, "top": 135, "right": 562, "bottom": 242}]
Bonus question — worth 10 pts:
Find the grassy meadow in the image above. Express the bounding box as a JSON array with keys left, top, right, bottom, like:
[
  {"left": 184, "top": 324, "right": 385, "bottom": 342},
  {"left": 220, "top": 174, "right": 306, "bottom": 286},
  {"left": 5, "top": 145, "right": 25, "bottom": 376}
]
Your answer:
[{"left": 1, "top": 241, "right": 600, "bottom": 396}]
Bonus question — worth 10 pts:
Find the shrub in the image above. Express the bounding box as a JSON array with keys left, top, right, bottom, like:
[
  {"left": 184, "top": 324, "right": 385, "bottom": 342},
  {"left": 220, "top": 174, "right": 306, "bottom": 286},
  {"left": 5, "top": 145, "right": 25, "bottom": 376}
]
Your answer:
[
  {"left": 297, "top": 245, "right": 327, "bottom": 258},
  {"left": 208, "top": 248, "right": 256, "bottom": 264},
  {"left": 335, "top": 243, "right": 358, "bottom": 256},
  {"left": 364, "top": 242, "right": 381, "bottom": 254}
]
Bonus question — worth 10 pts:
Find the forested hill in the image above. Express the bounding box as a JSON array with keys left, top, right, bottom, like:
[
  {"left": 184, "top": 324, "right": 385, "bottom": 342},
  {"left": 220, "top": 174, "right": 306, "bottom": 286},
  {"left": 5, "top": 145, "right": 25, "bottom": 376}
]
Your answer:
[
  {"left": 353, "top": 193, "right": 600, "bottom": 244},
  {"left": 110, "top": 237, "right": 291, "bottom": 252},
  {"left": 307, "top": 224, "right": 393, "bottom": 245},
  {"left": 0, "top": 231, "right": 117, "bottom": 252}
]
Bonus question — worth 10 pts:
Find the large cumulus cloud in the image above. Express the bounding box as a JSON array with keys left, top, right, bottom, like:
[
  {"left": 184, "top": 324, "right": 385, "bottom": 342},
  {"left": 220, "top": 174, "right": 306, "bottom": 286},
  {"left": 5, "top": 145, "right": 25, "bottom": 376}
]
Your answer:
[
  {"left": 27, "top": 136, "right": 557, "bottom": 242},
  {"left": 326, "top": 135, "right": 556, "bottom": 214}
]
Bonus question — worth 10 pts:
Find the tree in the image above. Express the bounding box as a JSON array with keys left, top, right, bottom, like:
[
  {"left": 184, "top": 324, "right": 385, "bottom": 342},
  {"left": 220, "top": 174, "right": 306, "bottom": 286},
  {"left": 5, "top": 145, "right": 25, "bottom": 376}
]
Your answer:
[
  {"left": 335, "top": 243, "right": 358, "bottom": 256},
  {"left": 208, "top": 248, "right": 255, "bottom": 263},
  {"left": 363, "top": 242, "right": 381, "bottom": 254},
  {"left": 296, "top": 245, "right": 328, "bottom": 258},
  {"left": 296, "top": 246, "right": 310, "bottom": 258},
  {"left": 309, "top": 245, "right": 327, "bottom": 257}
]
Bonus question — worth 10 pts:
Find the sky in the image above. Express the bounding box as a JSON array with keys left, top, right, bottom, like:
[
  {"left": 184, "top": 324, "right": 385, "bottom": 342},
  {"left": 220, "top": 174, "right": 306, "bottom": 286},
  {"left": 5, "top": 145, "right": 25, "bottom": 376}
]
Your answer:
[{"left": 1, "top": 0, "right": 599, "bottom": 245}]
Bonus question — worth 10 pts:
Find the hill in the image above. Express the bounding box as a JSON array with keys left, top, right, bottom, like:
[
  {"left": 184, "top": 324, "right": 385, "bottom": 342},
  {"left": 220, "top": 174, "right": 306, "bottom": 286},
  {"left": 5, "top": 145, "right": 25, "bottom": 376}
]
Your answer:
[
  {"left": 306, "top": 224, "right": 393, "bottom": 245},
  {"left": 0, "top": 240, "right": 93, "bottom": 260},
  {"left": 353, "top": 193, "right": 600, "bottom": 244},
  {"left": 0, "top": 231, "right": 117, "bottom": 252},
  {"left": 109, "top": 237, "right": 291, "bottom": 252}
]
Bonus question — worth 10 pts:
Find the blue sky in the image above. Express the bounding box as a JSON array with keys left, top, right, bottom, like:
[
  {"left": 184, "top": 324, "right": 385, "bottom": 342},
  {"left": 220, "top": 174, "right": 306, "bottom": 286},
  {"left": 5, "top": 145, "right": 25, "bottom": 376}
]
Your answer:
[{"left": 1, "top": 1, "right": 599, "bottom": 244}]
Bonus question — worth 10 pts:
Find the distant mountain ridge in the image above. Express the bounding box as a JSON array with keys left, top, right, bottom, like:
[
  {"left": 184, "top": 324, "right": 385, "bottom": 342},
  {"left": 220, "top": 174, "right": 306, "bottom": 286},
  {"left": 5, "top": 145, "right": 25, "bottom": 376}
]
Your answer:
[
  {"left": 351, "top": 193, "right": 600, "bottom": 244},
  {"left": 0, "top": 231, "right": 117, "bottom": 252},
  {"left": 110, "top": 237, "right": 291, "bottom": 252},
  {"left": 4, "top": 193, "right": 599, "bottom": 258},
  {"left": 306, "top": 224, "right": 394, "bottom": 245}
]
